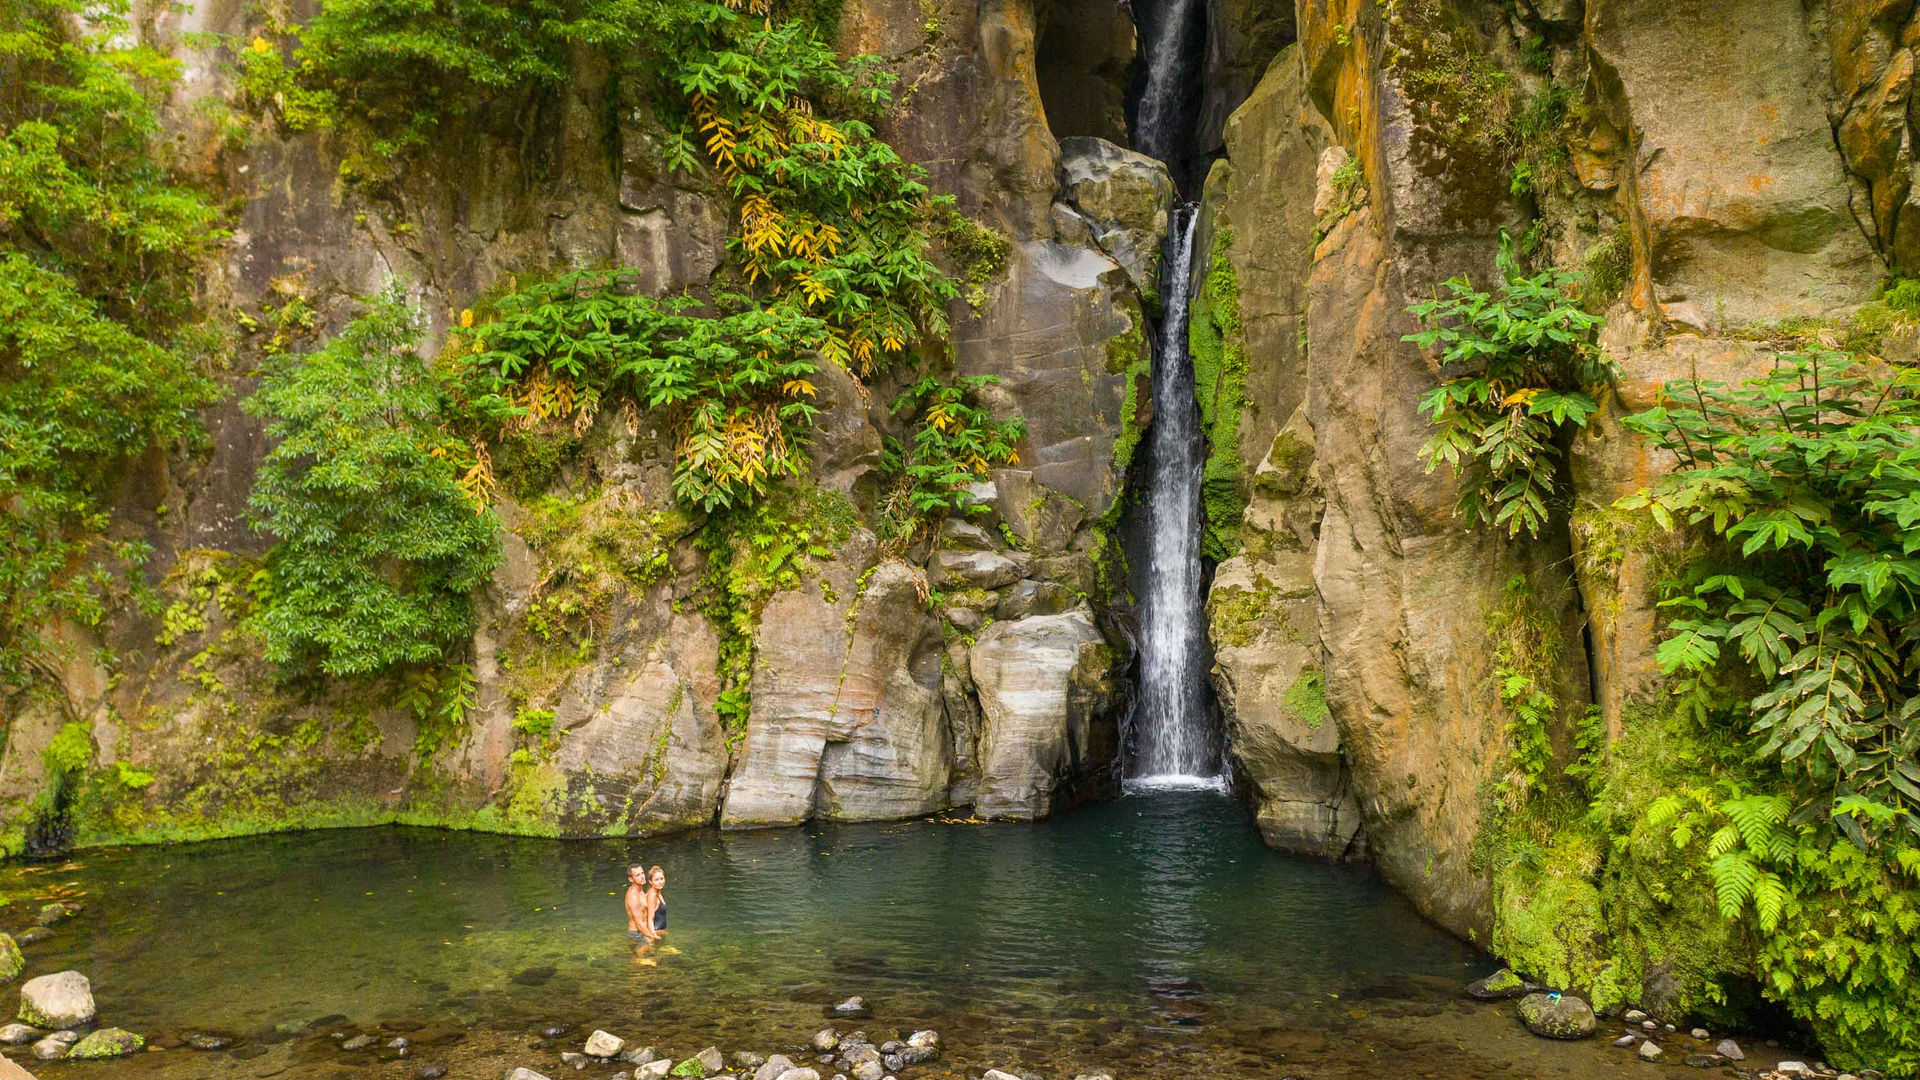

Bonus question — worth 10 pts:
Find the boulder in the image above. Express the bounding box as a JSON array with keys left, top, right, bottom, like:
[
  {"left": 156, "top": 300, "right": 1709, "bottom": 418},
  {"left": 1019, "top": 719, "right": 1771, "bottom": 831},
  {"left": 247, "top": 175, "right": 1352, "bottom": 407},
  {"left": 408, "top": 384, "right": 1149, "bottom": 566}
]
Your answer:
[
  {"left": 930, "top": 549, "right": 1026, "bottom": 590},
  {"left": 1515, "top": 992, "right": 1596, "bottom": 1040},
  {"left": 1637, "top": 1041, "right": 1663, "bottom": 1062},
  {"left": 586, "top": 1031, "right": 626, "bottom": 1058},
  {"left": 1056, "top": 136, "right": 1176, "bottom": 294},
  {"left": 17, "top": 973, "right": 92, "bottom": 1030},
  {"left": 68, "top": 1029, "right": 144, "bottom": 1060},
  {"left": 969, "top": 608, "right": 1120, "bottom": 819},
  {"left": 721, "top": 559, "right": 950, "bottom": 827}
]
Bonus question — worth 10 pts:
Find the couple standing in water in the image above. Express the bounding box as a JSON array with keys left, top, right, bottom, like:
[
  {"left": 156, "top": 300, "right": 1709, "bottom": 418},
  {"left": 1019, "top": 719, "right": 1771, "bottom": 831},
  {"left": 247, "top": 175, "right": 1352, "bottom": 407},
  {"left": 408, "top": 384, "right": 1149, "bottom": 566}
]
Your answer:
[{"left": 624, "top": 864, "right": 668, "bottom": 943}]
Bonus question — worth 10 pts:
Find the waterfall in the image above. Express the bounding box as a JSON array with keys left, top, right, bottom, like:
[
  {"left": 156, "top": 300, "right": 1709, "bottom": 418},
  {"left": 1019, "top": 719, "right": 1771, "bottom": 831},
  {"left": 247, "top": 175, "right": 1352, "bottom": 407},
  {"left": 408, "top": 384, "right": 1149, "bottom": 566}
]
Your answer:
[
  {"left": 1127, "top": 0, "right": 1220, "bottom": 786},
  {"left": 1133, "top": 0, "right": 1203, "bottom": 181},
  {"left": 1130, "top": 207, "right": 1219, "bottom": 784}
]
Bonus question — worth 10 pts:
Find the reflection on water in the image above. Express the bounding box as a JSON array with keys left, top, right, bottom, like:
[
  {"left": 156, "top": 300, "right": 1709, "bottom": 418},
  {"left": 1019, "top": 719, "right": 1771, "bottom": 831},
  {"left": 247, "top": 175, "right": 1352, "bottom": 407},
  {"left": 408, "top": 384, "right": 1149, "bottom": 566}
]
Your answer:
[{"left": 0, "top": 791, "right": 1545, "bottom": 1079}]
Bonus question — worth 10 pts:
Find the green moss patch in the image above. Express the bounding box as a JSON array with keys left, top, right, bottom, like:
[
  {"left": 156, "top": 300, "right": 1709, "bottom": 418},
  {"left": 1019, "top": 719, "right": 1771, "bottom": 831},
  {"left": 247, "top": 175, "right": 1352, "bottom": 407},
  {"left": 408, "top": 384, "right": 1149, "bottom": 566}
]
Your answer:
[{"left": 1189, "top": 226, "right": 1249, "bottom": 561}]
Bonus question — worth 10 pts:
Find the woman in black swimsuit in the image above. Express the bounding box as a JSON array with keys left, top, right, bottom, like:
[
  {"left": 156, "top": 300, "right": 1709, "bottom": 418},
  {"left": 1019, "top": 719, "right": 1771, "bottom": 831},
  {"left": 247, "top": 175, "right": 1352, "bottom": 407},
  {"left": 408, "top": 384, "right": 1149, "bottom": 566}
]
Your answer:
[{"left": 642, "top": 865, "right": 667, "bottom": 938}]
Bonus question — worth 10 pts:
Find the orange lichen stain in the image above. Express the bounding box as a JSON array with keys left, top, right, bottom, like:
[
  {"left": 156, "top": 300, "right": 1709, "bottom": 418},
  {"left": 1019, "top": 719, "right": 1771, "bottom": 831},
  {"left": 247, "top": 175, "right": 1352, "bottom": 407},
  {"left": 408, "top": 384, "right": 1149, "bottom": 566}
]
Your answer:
[{"left": 1748, "top": 173, "right": 1774, "bottom": 192}]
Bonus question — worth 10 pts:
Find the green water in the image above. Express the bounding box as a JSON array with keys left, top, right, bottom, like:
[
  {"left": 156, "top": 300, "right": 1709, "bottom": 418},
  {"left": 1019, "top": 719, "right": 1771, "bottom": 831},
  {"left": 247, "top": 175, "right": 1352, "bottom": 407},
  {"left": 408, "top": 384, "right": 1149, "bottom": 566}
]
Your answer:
[{"left": 1, "top": 792, "right": 1651, "bottom": 1079}]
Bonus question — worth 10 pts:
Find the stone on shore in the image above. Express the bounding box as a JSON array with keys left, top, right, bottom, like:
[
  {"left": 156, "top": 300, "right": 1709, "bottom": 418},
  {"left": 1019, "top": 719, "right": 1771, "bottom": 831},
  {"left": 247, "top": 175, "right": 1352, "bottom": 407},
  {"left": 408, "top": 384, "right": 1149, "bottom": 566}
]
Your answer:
[
  {"left": 636, "top": 1060, "right": 672, "bottom": 1080},
  {"left": 775, "top": 1069, "right": 821, "bottom": 1080},
  {"left": 1465, "top": 968, "right": 1528, "bottom": 1000},
  {"left": 17, "top": 973, "right": 92, "bottom": 1030},
  {"left": 812, "top": 1031, "right": 840, "bottom": 1052},
  {"left": 585, "top": 1031, "right": 625, "bottom": 1058},
  {"left": 754, "top": 1055, "right": 797, "bottom": 1080},
  {"left": 1637, "top": 1041, "right": 1663, "bottom": 1061},
  {"left": 508, "top": 1070, "right": 556, "bottom": 1080},
  {"left": 735, "top": 1053, "right": 767, "bottom": 1070},
  {"left": 1612, "top": 1035, "right": 1637, "bottom": 1047},
  {"left": 1715, "top": 1039, "right": 1743, "bottom": 1060},
  {"left": 983, "top": 1071, "right": 1023, "bottom": 1080},
  {"left": 1516, "top": 992, "right": 1596, "bottom": 1040},
  {"left": 906, "top": 1032, "right": 938, "bottom": 1049},
  {"left": 851, "top": 1062, "right": 883, "bottom": 1080},
  {"left": 68, "top": 1029, "right": 143, "bottom": 1060},
  {"left": 0, "top": 1027, "right": 34, "bottom": 1047},
  {"left": 696, "top": 1048, "right": 725, "bottom": 1073}
]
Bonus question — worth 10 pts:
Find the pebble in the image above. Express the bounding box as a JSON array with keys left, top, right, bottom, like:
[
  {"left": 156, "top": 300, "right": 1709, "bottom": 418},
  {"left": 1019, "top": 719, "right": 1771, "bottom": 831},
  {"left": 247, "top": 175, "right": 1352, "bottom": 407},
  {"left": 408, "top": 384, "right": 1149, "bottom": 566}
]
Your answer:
[
  {"left": 507, "top": 1070, "right": 555, "bottom": 1080},
  {"left": 389, "top": 1036, "right": 410, "bottom": 1049},
  {"left": 1663, "top": 1023, "right": 1676, "bottom": 1033},
  {"left": 1642, "top": 1020, "right": 1658, "bottom": 1032},
  {"left": 1623, "top": 1010, "right": 1648, "bottom": 1023},
  {"left": 1637, "top": 1041, "right": 1662, "bottom": 1062},
  {"left": 418, "top": 1067, "right": 447, "bottom": 1079},
  {"left": 1612, "top": 1035, "right": 1637, "bottom": 1048},
  {"left": 1690, "top": 1028, "right": 1709, "bottom": 1040},
  {"left": 182, "top": 1030, "right": 235, "bottom": 1051},
  {"left": 1716, "top": 1039, "right": 1744, "bottom": 1061}
]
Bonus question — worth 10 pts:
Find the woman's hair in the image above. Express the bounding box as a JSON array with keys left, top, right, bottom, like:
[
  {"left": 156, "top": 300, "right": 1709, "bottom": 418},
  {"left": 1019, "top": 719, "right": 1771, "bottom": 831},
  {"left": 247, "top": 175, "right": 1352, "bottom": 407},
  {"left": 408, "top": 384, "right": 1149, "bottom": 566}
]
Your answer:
[{"left": 648, "top": 864, "right": 664, "bottom": 880}]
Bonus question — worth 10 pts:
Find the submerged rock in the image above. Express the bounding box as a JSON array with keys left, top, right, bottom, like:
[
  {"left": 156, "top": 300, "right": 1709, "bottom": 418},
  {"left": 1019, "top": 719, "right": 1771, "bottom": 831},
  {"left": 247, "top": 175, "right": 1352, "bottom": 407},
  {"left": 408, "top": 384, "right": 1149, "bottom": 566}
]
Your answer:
[
  {"left": 832, "top": 997, "right": 867, "bottom": 1015},
  {"left": 68, "top": 1028, "right": 144, "bottom": 1059},
  {"left": 11, "top": 931, "right": 48, "bottom": 948},
  {"left": 812, "top": 1031, "right": 840, "bottom": 1052},
  {"left": 906, "top": 1032, "right": 938, "bottom": 1050},
  {"left": 1611, "top": 1035, "right": 1637, "bottom": 1048},
  {"left": 34, "top": 903, "right": 79, "bottom": 928},
  {"left": 1637, "top": 1041, "right": 1663, "bottom": 1062},
  {"left": 18, "top": 972, "right": 93, "bottom": 1029},
  {"left": 1516, "top": 992, "right": 1595, "bottom": 1040},
  {"left": 417, "top": 1067, "right": 447, "bottom": 1080},
  {"left": 29, "top": 1031, "right": 75, "bottom": 1061},
  {"left": 508, "top": 1070, "right": 556, "bottom": 1080},
  {"left": 0, "top": 1026, "right": 35, "bottom": 1047},
  {"left": 586, "top": 1031, "right": 626, "bottom": 1058},
  {"left": 0, "top": 938, "right": 20, "bottom": 984},
  {"left": 341, "top": 1033, "right": 374, "bottom": 1051},
  {"left": 1465, "top": 969, "right": 1528, "bottom": 1000}
]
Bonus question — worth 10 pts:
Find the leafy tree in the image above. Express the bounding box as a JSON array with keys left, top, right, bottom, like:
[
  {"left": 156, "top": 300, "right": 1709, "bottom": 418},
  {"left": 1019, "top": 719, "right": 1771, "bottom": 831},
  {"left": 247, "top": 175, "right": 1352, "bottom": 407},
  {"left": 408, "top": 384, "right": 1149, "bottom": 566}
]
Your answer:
[
  {"left": 1620, "top": 352, "right": 1920, "bottom": 841},
  {"left": 877, "top": 376, "right": 1025, "bottom": 553},
  {"left": 1404, "top": 232, "right": 1611, "bottom": 538},
  {"left": 0, "top": 0, "right": 222, "bottom": 690},
  {"left": 245, "top": 291, "right": 499, "bottom": 676}
]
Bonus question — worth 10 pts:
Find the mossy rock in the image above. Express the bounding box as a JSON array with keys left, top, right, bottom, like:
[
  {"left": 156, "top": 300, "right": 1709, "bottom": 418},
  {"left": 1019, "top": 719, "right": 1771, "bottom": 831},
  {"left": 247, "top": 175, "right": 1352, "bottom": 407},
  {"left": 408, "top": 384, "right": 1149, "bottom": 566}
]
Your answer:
[
  {"left": 669, "top": 1056, "right": 708, "bottom": 1076},
  {"left": 68, "top": 1027, "right": 144, "bottom": 1059},
  {"left": 1466, "top": 967, "right": 1529, "bottom": 1000},
  {"left": 0, "top": 936, "right": 20, "bottom": 983},
  {"left": 1516, "top": 992, "right": 1595, "bottom": 1040}
]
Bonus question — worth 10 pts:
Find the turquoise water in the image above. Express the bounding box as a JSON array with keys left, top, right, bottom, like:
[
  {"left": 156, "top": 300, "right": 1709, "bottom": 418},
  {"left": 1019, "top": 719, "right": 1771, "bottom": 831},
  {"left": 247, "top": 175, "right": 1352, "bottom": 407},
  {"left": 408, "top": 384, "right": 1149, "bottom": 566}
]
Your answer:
[{"left": 0, "top": 791, "right": 1643, "bottom": 1079}]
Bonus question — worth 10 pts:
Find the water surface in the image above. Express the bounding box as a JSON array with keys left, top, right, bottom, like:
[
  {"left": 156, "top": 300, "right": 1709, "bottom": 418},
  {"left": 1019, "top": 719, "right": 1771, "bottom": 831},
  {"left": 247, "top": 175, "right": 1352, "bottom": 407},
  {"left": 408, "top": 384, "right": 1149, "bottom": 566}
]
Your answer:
[{"left": 0, "top": 792, "right": 1661, "bottom": 1079}]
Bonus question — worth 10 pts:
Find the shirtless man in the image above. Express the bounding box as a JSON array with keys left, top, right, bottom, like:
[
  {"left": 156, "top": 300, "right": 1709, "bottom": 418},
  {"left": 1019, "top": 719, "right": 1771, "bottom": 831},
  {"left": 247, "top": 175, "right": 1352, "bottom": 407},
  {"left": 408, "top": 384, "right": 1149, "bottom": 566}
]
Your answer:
[{"left": 624, "top": 864, "right": 653, "bottom": 942}]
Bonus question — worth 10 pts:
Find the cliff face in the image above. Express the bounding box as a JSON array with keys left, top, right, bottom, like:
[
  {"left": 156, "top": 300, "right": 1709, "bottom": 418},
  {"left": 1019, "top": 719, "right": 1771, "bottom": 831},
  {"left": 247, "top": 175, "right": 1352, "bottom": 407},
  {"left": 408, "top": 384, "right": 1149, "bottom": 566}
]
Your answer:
[{"left": 3, "top": 0, "right": 1906, "bottom": 1011}]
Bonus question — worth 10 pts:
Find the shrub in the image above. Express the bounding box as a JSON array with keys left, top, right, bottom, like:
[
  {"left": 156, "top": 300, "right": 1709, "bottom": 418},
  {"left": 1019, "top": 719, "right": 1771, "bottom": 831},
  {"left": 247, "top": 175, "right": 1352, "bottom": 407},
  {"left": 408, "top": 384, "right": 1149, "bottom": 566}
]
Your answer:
[
  {"left": 877, "top": 376, "right": 1025, "bottom": 553},
  {"left": 245, "top": 291, "right": 500, "bottom": 676},
  {"left": 1405, "top": 231, "right": 1611, "bottom": 538}
]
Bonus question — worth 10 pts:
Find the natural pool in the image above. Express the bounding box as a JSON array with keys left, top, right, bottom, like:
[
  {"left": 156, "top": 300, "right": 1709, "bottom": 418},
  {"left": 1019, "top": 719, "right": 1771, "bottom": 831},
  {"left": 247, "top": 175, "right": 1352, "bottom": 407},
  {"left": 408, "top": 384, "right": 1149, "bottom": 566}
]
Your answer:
[{"left": 4, "top": 790, "right": 1694, "bottom": 1079}]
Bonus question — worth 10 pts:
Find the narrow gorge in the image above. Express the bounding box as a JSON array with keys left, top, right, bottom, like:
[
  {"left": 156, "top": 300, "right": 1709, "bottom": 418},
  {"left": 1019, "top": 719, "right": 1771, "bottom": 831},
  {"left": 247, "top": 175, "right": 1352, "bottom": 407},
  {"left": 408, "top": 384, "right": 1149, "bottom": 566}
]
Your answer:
[{"left": 3, "top": 0, "right": 1920, "bottom": 1076}]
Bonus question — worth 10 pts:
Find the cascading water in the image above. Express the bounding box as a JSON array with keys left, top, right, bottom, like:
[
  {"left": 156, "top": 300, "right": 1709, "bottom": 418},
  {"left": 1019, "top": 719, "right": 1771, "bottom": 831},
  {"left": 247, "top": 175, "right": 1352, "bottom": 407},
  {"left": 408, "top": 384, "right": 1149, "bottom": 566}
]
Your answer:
[
  {"left": 1126, "top": 0, "right": 1221, "bottom": 786},
  {"left": 1129, "top": 206, "right": 1219, "bottom": 784}
]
